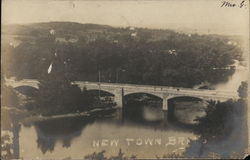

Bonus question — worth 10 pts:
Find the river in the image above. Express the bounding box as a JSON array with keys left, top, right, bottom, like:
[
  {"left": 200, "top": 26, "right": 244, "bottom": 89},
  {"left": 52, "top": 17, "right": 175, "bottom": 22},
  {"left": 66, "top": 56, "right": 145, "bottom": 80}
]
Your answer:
[
  {"left": 2, "top": 84, "right": 246, "bottom": 159},
  {"left": 16, "top": 97, "right": 207, "bottom": 159},
  {"left": 213, "top": 60, "right": 248, "bottom": 92}
]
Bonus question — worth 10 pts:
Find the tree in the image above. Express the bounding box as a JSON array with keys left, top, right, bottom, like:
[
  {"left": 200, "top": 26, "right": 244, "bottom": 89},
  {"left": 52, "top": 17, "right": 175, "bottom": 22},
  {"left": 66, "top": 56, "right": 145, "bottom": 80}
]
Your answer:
[
  {"left": 1, "top": 85, "right": 20, "bottom": 108},
  {"left": 33, "top": 35, "right": 84, "bottom": 116},
  {"left": 194, "top": 101, "right": 234, "bottom": 141},
  {"left": 238, "top": 81, "right": 248, "bottom": 99},
  {"left": 5, "top": 22, "right": 243, "bottom": 88}
]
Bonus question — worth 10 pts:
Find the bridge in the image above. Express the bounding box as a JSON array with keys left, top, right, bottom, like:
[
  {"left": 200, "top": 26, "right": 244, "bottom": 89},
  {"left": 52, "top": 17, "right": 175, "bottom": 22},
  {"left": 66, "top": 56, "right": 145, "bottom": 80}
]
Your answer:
[{"left": 5, "top": 78, "right": 239, "bottom": 120}]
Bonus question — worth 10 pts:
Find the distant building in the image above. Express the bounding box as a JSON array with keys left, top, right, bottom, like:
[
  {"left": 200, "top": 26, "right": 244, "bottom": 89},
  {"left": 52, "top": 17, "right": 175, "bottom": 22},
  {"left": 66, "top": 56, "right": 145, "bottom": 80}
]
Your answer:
[
  {"left": 163, "top": 49, "right": 177, "bottom": 55},
  {"left": 9, "top": 41, "right": 21, "bottom": 48},
  {"left": 131, "top": 32, "right": 137, "bottom": 37},
  {"left": 227, "top": 41, "right": 237, "bottom": 46},
  {"left": 49, "top": 29, "right": 56, "bottom": 35},
  {"left": 227, "top": 41, "right": 232, "bottom": 45},
  {"left": 129, "top": 27, "right": 135, "bottom": 31},
  {"left": 55, "top": 37, "right": 78, "bottom": 43}
]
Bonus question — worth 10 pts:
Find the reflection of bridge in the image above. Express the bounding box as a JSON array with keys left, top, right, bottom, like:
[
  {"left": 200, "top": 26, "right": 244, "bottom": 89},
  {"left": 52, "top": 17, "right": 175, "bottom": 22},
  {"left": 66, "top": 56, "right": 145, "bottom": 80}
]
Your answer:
[{"left": 5, "top": 79, "right": 239, "bottom": 119}]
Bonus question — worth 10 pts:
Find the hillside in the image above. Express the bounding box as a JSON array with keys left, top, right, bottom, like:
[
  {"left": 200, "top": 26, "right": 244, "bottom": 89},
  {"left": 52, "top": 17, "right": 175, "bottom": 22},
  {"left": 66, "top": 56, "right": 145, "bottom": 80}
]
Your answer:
[
  {"left": 3, "top": 22, "right": 244, "bottom": 47},
  {"left": 3, "top": 22, "right": 112, "bottom": 35},
  {"left": 2, "top": 21, "right": 243, "bottom": 88}
]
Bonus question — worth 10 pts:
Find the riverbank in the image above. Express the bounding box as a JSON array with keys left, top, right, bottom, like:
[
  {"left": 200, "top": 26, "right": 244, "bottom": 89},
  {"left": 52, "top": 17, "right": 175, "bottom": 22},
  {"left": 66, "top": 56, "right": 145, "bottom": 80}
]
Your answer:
[
  {"left": 2, "top": 106, "right": 117, "bottom": 124},
  {"left": 25, "top": 107, "right": 117, "bottom": 123},
  {"left": 1, "top": 105, "right": 117, "bottom": 159}
]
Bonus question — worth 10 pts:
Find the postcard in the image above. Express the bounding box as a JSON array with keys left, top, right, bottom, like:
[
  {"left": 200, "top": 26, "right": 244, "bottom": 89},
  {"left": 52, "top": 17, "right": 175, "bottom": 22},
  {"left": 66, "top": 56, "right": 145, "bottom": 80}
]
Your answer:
[{"left": 1, "top": 0, "right": 249, "bottom": 159}]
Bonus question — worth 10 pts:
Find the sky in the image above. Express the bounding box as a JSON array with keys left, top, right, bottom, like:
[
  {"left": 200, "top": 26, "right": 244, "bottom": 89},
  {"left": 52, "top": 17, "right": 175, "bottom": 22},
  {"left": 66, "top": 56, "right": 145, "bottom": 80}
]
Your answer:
[{"left": 2, "top": 0, "right": 249, "bottom": 35}]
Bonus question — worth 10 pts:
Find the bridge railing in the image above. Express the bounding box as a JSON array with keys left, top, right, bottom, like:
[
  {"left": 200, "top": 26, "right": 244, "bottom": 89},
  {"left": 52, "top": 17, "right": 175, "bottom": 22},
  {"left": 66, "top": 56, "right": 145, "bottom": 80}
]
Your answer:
[
  {"left": 5, "top": 79, "right": 238, "bottom": 98},
  {"left": 74, "top": 81, "right": 238, "bottom": 95}
]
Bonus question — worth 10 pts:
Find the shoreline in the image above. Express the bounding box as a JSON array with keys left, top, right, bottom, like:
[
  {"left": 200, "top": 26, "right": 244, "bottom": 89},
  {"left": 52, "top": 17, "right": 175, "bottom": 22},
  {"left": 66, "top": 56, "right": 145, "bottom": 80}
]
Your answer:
[{"left": 2, "top": 106, "right": 117, "bottom": 123}]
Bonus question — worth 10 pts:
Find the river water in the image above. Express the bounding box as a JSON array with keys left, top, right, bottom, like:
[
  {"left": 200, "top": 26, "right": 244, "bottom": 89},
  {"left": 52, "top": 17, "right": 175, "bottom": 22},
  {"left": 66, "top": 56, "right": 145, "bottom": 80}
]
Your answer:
[
  {"left": 213, "top": 60, "right": 248, "bottom": 92},
  {"left": 17, "top": 99, "right": 206, "bottom": 159},
  {"left": 19, "top": 120, "right": 197, "bottom": 159}
]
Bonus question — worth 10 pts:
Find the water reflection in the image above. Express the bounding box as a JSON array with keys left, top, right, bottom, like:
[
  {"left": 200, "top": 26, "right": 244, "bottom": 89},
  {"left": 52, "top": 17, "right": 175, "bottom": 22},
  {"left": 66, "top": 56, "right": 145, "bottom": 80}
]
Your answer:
[
  {"left": 18, "top": 98, "right": 206, "bottom": 159},
  {"left": 19, "top": 118, "right": 198, "bottom": 159},
  {"left": 123, "top": 94, "right": 163, "bottom": 123},
  {"left": 34, "top": 117, "right": 95, "bottom": 153},
  {"left": 172, "top": 101, "right": 207, "bottom": 125}
]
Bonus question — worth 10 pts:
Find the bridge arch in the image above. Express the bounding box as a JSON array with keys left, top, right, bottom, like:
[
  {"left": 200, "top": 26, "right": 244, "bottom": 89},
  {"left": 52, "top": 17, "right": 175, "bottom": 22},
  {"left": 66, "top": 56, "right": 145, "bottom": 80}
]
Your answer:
[
  {"left": 124, "top": 92, "right": 163, "bottom": 102},
  {"left": 167, "top": 95, "right": 206, "bottom": 102},
  {"left": 8, "top": 83, "right": 39, "bottom": 90},
  {"left": 14, "top": 85, "right": 39, "bottom": 97},
  {"left": 166, "top": 95, "right": 209, "bottom": 123},
  {"left": 166, "top": 95, "right": 209, "bottom": 111},
  {"left": 85, "top": 89, "right": 115, "bottom": 97},
  {"left": 79, "top": 85, "right": 117, "bottom": 96},
  {"left": 124, "top": 91, "right": 163, "bottom": 99},
  {"left": 123, "top": 92, "right": 163, "bottom": 122}
]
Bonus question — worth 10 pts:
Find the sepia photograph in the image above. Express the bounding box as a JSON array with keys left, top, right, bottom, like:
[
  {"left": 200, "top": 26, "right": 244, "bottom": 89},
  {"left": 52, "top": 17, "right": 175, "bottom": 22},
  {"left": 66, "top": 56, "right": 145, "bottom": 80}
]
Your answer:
[{"left": 1, "top": 0, "right": 249, "bottom": 159}]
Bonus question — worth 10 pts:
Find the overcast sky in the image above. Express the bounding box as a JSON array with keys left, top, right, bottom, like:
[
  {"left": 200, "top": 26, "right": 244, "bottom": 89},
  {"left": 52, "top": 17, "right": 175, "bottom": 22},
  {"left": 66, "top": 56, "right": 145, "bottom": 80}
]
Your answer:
[{"left": 2, "top": 0, "right": 249, "bottom": 35}]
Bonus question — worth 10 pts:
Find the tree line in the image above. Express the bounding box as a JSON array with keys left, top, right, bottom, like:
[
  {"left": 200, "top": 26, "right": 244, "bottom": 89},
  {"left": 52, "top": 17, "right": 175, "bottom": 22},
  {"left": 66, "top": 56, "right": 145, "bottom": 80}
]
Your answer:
[{"left": 2, "top": 25, "right": 243, "bottom": 88}]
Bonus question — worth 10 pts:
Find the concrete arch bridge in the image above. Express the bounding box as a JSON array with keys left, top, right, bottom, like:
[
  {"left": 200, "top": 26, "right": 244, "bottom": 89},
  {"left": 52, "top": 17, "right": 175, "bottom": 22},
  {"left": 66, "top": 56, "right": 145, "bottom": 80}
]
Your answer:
[{"left": 5, "top": 78, "right": 239, "bottom": 119}]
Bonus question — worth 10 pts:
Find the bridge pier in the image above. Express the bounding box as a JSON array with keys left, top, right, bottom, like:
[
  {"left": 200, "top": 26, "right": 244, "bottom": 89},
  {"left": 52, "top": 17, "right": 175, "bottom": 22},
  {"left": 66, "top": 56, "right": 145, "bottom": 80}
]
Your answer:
[
  {"left": 162, "top": 97, "right": 168, "bottom": 111},
  {"left": 113, "top": 88, "right": 124, "bottom": 120},
  {"left": 162, "top": 95, "right": 169, "bottom": 125}
]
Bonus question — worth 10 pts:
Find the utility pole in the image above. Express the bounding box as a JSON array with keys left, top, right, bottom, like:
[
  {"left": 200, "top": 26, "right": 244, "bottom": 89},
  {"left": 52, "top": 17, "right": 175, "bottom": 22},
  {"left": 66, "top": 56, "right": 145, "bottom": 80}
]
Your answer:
[
  {"left": 98, "top": 70, "right": 101, "bottom": 99},
  {"left": 116, "top": 69, "right": 118, "bottom": 83},
  {"left": 116, "top": 69, "right": 126, "bottom": 83}
]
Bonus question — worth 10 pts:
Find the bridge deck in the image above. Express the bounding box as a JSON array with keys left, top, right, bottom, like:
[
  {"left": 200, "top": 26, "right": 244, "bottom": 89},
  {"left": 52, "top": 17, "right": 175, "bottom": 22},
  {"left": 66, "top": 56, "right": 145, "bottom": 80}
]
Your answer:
[{"left": 5, "top": 79, "right": 238, "bottom": 99}]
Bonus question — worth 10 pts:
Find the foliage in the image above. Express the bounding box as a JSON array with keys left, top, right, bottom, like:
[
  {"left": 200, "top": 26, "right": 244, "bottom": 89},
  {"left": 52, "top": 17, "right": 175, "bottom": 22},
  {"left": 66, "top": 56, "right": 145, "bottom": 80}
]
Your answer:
[
  {"left": 194, "top": 81, "right": 247, "bottom": 141},
  {"left": 84, "top": 149, "right": 185, "bottom": 160},
  {"left": 2, "top": 22, "right": 243, "bottom": 88},
  {"left": 238, "top": 81, "right": 248, "bottom": 99},
  {"left": 194, "top": 101, "right": 234, "bottom": 141},
  {"left": 84, "top": 149, "right": 137, "bottom": 160},
  {"left": 30, "top": 36, "right": 116, "bottom": 116},
  {"left": 1, "top": 84, "right": 20, "bottom": 108},
  {"left": 34, "top": 74, "right": 86, "bottom": 116},
  {"left": 161, "top": 152, "right": 185, "bottom": 159},
  {"left": 1, "top": 133, "right": 14, "bottom": 160},
  {"left": 31, "top": 36, "right": 92, "bottom": 116},
  {"left": 184, "top": 83, "right": 248, "bottom": 158}
]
